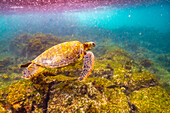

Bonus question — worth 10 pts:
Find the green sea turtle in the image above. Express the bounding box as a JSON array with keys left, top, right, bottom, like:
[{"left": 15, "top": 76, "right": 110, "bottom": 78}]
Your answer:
[{"left": 21, "top": 41, "right": 95, "bottom": 81}]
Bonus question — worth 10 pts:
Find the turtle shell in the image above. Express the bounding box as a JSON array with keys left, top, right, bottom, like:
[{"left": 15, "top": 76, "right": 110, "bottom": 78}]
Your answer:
[{"left": 32, "top": 41, "right": 85, "bottom": 68}]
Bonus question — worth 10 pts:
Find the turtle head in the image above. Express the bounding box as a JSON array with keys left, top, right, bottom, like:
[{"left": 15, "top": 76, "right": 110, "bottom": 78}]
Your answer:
[{"left": 83, "top": 42, "right": 96, "bottom": 51}]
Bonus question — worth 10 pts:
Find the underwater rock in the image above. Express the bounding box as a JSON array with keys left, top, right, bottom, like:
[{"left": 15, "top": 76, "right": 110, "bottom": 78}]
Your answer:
[
  {"left": 10, "top": 33, "right": 66, "bottom": 59},
  {"left": 0, "top": 56, "right": 24, "bottom": 75},
  {"left": 0, "top": 56, "right": 24, "bottom": 89},
  {"left": 156, "top": 54, "right": 170, "bottom": 70},
  {"left": 0, "top": 103, "right": 7, "bottom": 112},
  {"left": 0, "top": 72, "right": 23, "bottom": 91},
  {"left": 92, "top": 49, "right": 134, "bottom": 80},
  {"left": 0, "top": 80, "right": 43, "bottom": 112},
  {"left": 93, "top": 49, "right": 159, "bottom": 95},
  {"left": 1, "top": 74, "right": 9, "bottom": 81},
  {"left": 0, "top": 57, "right": 13, "bottom": 69},
  {"left": 10, "top": 34, "right": 32, "bottom": 57},
  {"left": 129, "top": 86, "right": 170, "bottom": 112},
  {"left": 140, "top": 59, "right": 154, "bottom": 68},
  {"left": 47, "top": 78, "right": 129, "bottom": 112},
  {"left": 0, "top": 48, "right": 169, "bottom": 112},
  {"left": 0, "top": 75, "right": 130, "bottom": 112}
]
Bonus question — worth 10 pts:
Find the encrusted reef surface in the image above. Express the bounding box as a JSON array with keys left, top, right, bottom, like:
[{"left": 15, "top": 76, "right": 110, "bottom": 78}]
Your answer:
[
  {"left": 9, "top": 33, "right": 66, "bottom": 59},
  {"left": 0, "top": 33, "right": 77, "bottom": 89},
  {"left": 0, "top": 48, "right": 169, "bottom": 113}
]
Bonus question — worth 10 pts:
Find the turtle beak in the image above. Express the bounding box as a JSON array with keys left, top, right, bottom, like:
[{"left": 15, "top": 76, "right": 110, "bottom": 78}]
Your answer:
[
  {"left": 90, "top": 42, "right": 95, "bottom": 49},
  {"left": 84, "top": 42, "right": 96, "bottom": 51}
]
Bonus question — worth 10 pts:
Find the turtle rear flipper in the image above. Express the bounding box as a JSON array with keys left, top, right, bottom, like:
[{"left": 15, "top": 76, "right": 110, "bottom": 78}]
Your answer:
[
  {"left": 79, "top": 51, "right": 94, "bottom": 81},
  {"left": 22, "top": 63, "right": 44, "bottom": 78},
  {"left": 20, "top": 62, "right": 32, "bottom": 68}
]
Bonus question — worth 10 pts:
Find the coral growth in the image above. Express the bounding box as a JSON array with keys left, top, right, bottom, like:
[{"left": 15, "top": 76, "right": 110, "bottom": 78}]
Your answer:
[
  {"left": 140, "top": 59, "right": 154, "bottom": 68},
  {"left": 0, "top": 32, "right": 169, "bottom": 112},
  {"left": 130, "top": 86, "right": 170, "bottom": 112},
  {"left": 156, "top": 54, "right": 170, "bottom": 70},
  {"left": 10, "top": 33, "right": 66, "bottom": 59},
  {"left": 0, "top": 57, "right": 13, "bottom": 70},
  {"left": 0, "top": 48, "right": 169, "bottom": 112}
]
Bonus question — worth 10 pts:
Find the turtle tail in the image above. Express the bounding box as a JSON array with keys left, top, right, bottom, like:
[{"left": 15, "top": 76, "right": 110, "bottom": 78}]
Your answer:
[{"left": 22, "top": 63, "right": 44, "bottom": 79}]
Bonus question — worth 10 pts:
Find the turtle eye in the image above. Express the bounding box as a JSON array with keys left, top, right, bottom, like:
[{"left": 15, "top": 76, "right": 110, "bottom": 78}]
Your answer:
[{"left": 92, "top": 42, "right": 96, "bottom": 47}]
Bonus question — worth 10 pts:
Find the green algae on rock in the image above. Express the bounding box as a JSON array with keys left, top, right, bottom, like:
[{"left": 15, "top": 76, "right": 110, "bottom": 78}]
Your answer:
[
  {"left": 92, "top": 49, "right": 159, "bottom": 94},
  {"left": 10, "top": 33, "right": 66, "bottom": 59},
  {"left": 0, "top": 73, "right": 22, "bottom": 90},
  {"left": 129, "top": 86, "right": 170, "bottom": 112},
  {"left": 0, "top": 103, "right": 7, "bottom": 113},
  {"left": 0, "top": 57, "right": 15, "bottom": 74},
  {"left": 0, "top": 80, "right": 43, "bottom": 112},
  {"left": 47, "top": 77, "right": 129, "bottom": 112},
  {"left": 0, "top": 47, "right": 170, "bottom": 112},
  {"left": 0, "top": 75, "right": 129, "bottom": 112}
]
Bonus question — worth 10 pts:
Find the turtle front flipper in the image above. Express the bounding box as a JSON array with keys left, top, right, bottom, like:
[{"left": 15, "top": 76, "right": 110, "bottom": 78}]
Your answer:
[
  {"left": 22, "top": 63, "right": 45, "bottom": 78},
  {"left": 79, "top": 51, "right": 94, "bottom": 81}
]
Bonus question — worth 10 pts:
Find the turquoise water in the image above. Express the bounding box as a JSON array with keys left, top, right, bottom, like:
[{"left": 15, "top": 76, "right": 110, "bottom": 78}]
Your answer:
[
  {"left": 67, "top": 3, "right": 170, "bottom": 32},
  {"left": 0, "top": 1, "right": 169, "bottom": 88},
  {"left": 0, "top": 2, "right": 169, "bottom": 39}
]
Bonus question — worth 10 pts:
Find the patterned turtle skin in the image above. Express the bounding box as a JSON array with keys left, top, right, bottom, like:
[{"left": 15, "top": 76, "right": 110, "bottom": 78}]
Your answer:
[{"left": 21, "top": 41, "right": 95, "bottom": 81}]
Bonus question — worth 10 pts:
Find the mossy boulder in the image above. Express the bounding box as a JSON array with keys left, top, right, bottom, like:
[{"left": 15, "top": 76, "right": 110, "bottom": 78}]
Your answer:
[
  {"left": 0, "top": 103, "right": 7, "bottom": 112},
  {"left": 0, "top": 80, "right": 43, "bottom": 112},
  {"left": 10, "top": 33, "right": 66, "bottom": 59},
  {"left": 0, "top": 75, "right": 130, "bottom": 112},
  {"left": 0, "top": 57, "right": 13, "bottom": 68},
  {"left": 92, "top": 49, "right": 159, "bottom": 93},
  {"left": 0, "top": 48, "right": 169, "bottom": 112},
  {"left": 129, "top": 86, "right": 170, "bottom": 112},
  {"left": 47, "top": 77, "right": 129, "bottom": 112},
  {"left": 0, "top": 57, "right": 14, "bottom": 73}
]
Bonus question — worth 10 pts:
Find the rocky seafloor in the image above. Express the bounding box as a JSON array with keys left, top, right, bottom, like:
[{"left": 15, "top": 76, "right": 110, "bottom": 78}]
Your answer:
[{"left": 0, "top": 33, "right": 169, "bottom": 112}]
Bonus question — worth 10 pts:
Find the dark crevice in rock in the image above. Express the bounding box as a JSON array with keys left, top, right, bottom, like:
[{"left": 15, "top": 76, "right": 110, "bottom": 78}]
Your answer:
[
  {"left": 126, "top": 91, "right": 138, "bottom": 113},
  {"left": 128, "top": 102, "right": 138, "bottom": 113},
  {"left": 126, "top": 83, "right": 158, "bottom": 113},
  {"left": 88, "top": 94, "right": 97, "bottom": 100},
  {"left": 80, "top": 84, "right": 88, "bottom": 95},
  {"left": 107, "top": 79, "right": 159, "bottom": 95},
  {"left": 125, "top": 79, "right": 158, "bottom": 113},
  {"left": 0, "top": 94, "right": 36, "bottom": 112},
  {"left": 92, "top": 80, "right": 104, "bottom": 93},
  {"left": 126, "top": 80, "right": 159, "bottom": 95},
  {"left": 42, "top": 81, "right": 55, "bottom": 113},
  {"left": 126, "top": 95, "right": 138, "bottom": 113},
  {"left": 107, "top": 79, "right": 159, "bottom": 113},
  {"left": 41, "top": 81, "right": 63, "bottom": 113},
  {"left": 31, "top": 101, "right": 36, "bottom": 111}
]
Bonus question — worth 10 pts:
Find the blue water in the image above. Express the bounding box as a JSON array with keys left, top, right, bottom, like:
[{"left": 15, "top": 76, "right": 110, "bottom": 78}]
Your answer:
[
  {"left": 69, "top": 3, "right": 170, "bottom": 32},
  {"left": 0, "top": 2, "right": 169, "bottom": 40}
]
